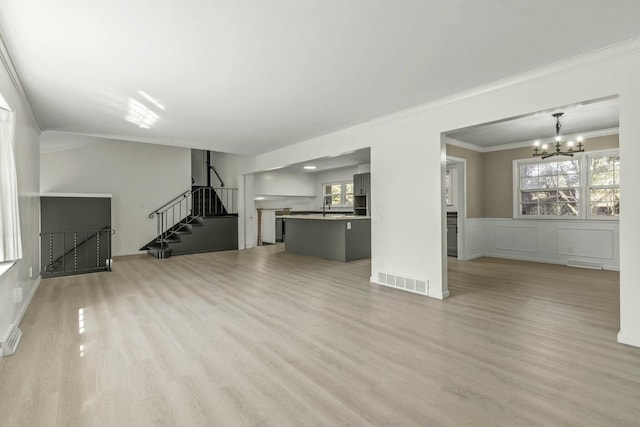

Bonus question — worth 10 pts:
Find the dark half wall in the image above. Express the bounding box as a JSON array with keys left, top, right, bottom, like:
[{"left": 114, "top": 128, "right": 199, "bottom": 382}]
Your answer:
[{"left": 40, "top": 196, "right": 112, "bottom": 276}]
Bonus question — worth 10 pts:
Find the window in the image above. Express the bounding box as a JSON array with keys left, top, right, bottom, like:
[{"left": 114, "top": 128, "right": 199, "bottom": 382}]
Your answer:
[
  {"left": 518, "top": 158, "right": 580, "bottom": 216},
  {"left": 514, "top": 149, "right": 619, "bottom": 219},
  {"left": 324, "top": 181, "right": 353, "bottom": 207},
  {"left": 589, "top": 154, "right": 620, "bottom": 216},
  {"left": 0, "top": 108, "right": 22, "bottom": 263}
]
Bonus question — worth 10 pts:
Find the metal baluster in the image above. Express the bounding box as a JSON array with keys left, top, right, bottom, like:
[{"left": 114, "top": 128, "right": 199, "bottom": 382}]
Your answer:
[
  {"left": 107, "top": 230, "right": 112, "bottom": 271},
  {"left": 49, "top": 233, "right": 53, "bottom": 272},
  {"left": 85, "top": 231, "right": 88, "bottom": 271},
  {"left": 62, "top": 233, "right": 66, "bottom": 273},
  {"left": 96, "top": 231, "right": 100, "bottom": 268},
  {"left": 74, "top": 233, "right": 77, "bottom": 271},
  {"left": 201, "top": 188, "right": 205, "bottom": 217}
]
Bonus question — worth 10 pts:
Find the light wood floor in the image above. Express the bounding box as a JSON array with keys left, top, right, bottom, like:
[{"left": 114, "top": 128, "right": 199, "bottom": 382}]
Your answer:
[{"left": 1, "top": 245, "right": 639, "bottom": 426}]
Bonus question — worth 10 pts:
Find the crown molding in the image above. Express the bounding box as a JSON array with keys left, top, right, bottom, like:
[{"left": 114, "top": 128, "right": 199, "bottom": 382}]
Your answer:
[
  {"left": 444, "top": 137, "right": 484, "bottom": 153},
  {"left": 482, "top": 127, "right": 619, "bottom": 153},
  {"left": 0, "top": 31, "right": 41, "bottom": 131},
  {"left": 446, "top": 127, "right": 619, "bottom": 153},
  {"left": 373, "top": 37, "right": 640, "bottom": 127}
]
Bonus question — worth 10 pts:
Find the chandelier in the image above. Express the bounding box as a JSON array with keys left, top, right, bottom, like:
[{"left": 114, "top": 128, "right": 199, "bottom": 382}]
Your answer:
[{"left": 533, "top": 112, "right": 584, "bottom": 159}]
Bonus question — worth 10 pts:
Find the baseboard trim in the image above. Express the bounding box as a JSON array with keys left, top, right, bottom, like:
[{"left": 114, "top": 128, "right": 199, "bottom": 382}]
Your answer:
[
  {"left": 467, "top": 251, "right": 620, "bottom": 271},
  {"left": 617, "top": 331, "right": 640, "bottom": 348},
  {"left": 460, "top": 253, "right": 483, "bottom": 261},
  {"left": 429, "top": 289, "right": 450, "bottom": 300},
  {"left": 15, "top": 276, "right": 41, "bottom": 327}
]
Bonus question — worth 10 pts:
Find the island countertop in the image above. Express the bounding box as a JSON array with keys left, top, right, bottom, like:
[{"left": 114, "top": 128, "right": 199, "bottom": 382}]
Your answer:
[{"left": 277, "top": 214, "right": 371, "bottom": 220}]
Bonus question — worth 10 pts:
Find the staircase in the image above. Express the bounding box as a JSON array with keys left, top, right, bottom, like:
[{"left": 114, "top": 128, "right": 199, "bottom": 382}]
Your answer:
[{"left": 141, "top": 186, "right": 238, "bottom": 259}]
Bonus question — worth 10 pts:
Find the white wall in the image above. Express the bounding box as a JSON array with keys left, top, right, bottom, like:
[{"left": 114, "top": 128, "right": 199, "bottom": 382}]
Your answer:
[
  {"left": 241, "top": 41, "right": 640, "bottom": 346},
  {"left": 40, "top": 135, "right": 190, "bottom": 256},
  {"left": 254, "top": 197, "right": 315, "bottom": 211},
  {"left": 254, "top": 170, "right": 315, "bottom": 197},
  {"left": 0, "top": 43, "right": 41, "bottom": 349},
  {"left": 211, "top": 151, "right": 249, "bottom": 189}
]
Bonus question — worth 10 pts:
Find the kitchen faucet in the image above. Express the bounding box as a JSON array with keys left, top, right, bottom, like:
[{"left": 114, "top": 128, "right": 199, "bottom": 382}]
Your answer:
[{"left": 323, "top": 195, "right": 331, "bottom": 216}]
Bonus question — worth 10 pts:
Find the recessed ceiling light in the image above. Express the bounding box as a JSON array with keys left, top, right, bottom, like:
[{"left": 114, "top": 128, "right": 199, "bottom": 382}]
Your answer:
[{"left": 304, "top": 165, "right": 317, "bottom": 170}]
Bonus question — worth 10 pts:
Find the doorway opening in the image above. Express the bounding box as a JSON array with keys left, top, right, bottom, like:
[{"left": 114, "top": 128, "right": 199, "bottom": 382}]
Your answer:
[{"left": 441, "top": 95, "right": 620, "bottom": 298}]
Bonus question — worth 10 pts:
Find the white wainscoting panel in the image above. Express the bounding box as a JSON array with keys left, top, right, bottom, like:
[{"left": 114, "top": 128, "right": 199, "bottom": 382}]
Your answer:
[
  {"left": 557, "top": 228, "right": 614, "bottom": 259},
  {"left": 495, "top": 226, "right": 539, "bottom": 253},
  {"left": 462, "top": 218, "right": 619, "bottom": 270}
]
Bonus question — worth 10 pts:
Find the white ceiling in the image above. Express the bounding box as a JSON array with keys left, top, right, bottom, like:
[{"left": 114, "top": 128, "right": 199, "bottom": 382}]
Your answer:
[
  {"left": 447, "top": 97, "right": 619, "bottom": 148},
  {"left": 1, "top": 1, "right": 640, "bottom": 155},
  {"left": 273, "top": 147, "right": 370, "bottom": 174}
]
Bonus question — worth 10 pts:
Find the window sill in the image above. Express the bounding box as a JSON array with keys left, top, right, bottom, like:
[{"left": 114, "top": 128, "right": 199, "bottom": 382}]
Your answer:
[{"left": 0, "top": 261, "right": 16, "bottom": 278}]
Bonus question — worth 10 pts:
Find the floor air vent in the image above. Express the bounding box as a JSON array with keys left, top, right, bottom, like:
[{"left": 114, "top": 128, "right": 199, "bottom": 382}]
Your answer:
[
  {"left": 567, "top": 260, "right": 602, "bottom": 270},
  {"left": 377, "top": 272, "right": 428, "bottom": 295},
  {"left": 1, "top": 324, "right": 22, "bottom": 357}
]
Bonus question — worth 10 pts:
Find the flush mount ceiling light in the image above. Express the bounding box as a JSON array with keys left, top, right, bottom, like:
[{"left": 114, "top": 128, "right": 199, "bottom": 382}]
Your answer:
[
  {"left": 303, "top": 165, "right": 317, "bottom": 170},
  {"left": 533, "top": 112, "right": 585, "bottom": 159}
]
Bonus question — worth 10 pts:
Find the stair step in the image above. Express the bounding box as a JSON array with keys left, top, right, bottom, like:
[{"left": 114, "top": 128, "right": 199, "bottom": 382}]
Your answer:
[
  {"left": 147, "top": 246, "right": 172, "bottom": 259},
  {"left": 189, "top": 216, "right": 204, "bottom": 226},
  {"left": 173, "top": 224, "right": 193, "bottom": 234}
]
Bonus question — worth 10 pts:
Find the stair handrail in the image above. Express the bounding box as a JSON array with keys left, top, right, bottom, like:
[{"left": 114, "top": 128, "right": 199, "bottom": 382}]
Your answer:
[
  {"left": 209, "top": 165, "right": 224, "bottom": 187},
  {"left": 148, "top": 190, "right": 191, "bottom": 218}
]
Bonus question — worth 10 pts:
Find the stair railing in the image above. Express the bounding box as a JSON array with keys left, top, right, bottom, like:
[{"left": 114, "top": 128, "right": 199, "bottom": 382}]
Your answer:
[
  {"left": 41, "top": 227, "right": 115, "bottom": 276},
  {"left": 152, "top": 191, "right": 195, "bottom": 249},
  {"left": 149, "top": 186, "right": 238, "bottom": 252},
  {"left": 192, "top": 186, "right": 238, "bottom": 217},
  {"left": 148, "top": 190, "right": 191, "bottom": 219},
  {"left": 210, "top": 165, "right": 224, "bottom": 187}
]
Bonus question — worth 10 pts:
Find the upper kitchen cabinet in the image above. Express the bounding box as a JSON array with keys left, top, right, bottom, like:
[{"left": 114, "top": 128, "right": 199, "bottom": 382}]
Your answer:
[
  {"left": 353, "top": 172, "right": 370, "bottom": 196},
  {"left": 353, "top": 172, "right": 371, "bottom": 216}
]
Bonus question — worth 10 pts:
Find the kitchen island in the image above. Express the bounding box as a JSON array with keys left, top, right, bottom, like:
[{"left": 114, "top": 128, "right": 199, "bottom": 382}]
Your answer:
[{"left": 282, "top": 214, "right": 371, "bottom": 262}]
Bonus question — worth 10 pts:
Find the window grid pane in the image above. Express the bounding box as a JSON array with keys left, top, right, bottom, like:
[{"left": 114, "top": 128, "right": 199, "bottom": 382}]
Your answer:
[
  {"left": 519, "top": 159, "right": 581, "bottom": 216},
  {"left": 323, "top": 180, "right": 354, "bottom": 207},
  {"left": 588, "top": 155, "right": 620, "bottom": 218}
]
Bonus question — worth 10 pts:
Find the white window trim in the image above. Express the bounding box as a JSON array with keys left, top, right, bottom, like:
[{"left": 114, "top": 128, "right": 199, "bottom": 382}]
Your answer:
[
  {"left": 513, "top": 148, "right": 619, "bottom": 221},
  {"left": 323, "top": 180, "right": 354, "bottom": 208}
]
